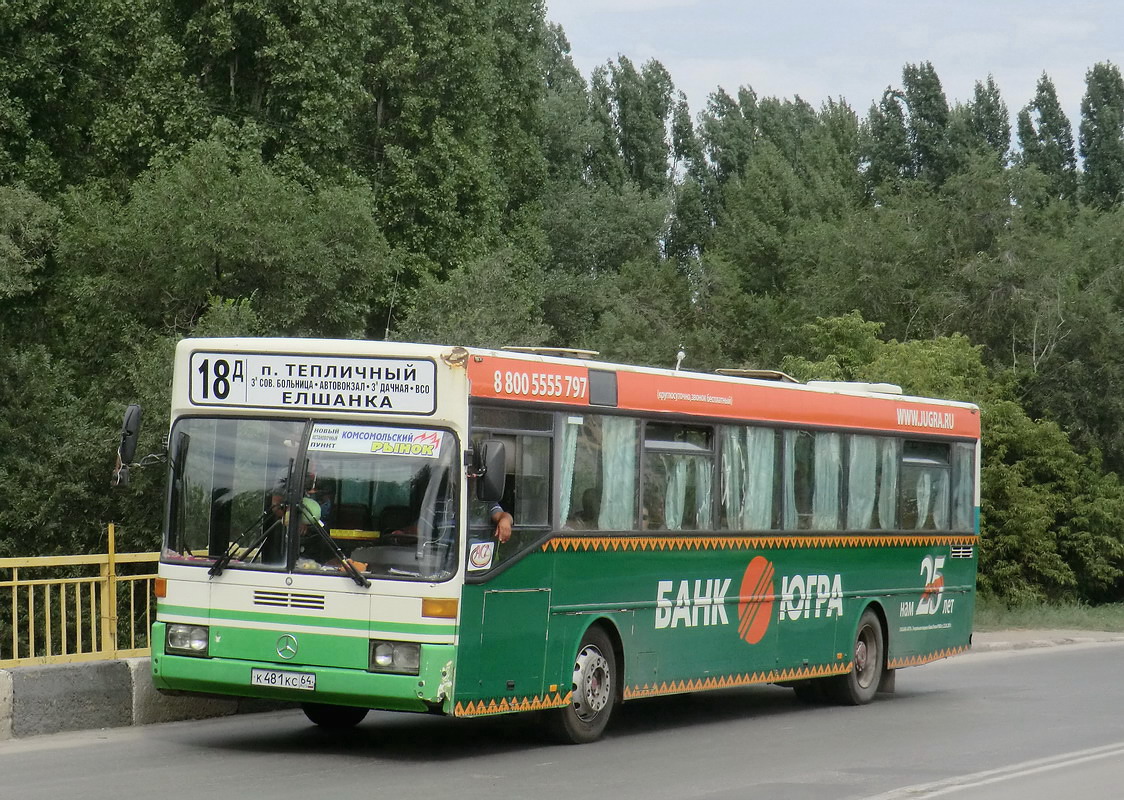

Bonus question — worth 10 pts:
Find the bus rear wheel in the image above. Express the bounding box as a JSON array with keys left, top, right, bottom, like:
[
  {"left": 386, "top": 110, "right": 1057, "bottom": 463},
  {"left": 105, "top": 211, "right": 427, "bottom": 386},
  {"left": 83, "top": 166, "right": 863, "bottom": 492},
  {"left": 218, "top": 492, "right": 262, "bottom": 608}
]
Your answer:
[
  {"left": 828, "top": 608, "right": 884, "bottom": 705},
  {"left": 548, "top": 626, "right": 617, "bottom": 744},
  {"left": 301, "top": 702, "right": 369, "bottom": 729}
]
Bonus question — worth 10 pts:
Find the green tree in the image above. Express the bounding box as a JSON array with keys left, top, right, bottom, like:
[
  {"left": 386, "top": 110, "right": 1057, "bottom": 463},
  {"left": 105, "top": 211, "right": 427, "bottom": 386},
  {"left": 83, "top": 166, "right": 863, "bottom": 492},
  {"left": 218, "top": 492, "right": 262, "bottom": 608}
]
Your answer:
[
  {"left": 0, "top": 345, "right": 116, "bottom": 555},
  {"left": 980, "top": 401, "right": 1124, "bottom": 603},
  {"left": 1015, "top": 72, "right": 1078, "bottom": 203},
  {"left": 863, "top": 88, "right": 911, "bottom": 190},
  {"left": 56, "top": 138, "right": 391, "bottom": 352},
  {"left": 540, "top": 23, "right": 595, "bottom": 182},
  {"left": 698, "top": 86, "right": 760, "bottom": 184},
  {"left": 585, "top": 56, "right": 676, "bottom": 192},
  {"left": 1079, "top": 61, "right": 1124, "bottom": 209},
  {"left": 708, "top": 140, "right": 806, "bottom": 295},
  {"left": 902, "top": 61, "right": 952, "bottom": 184},
  {"left": 0, "top": 184, "right": 59, "bottom": 311},
  {"left": 949, "top": 75, "right": 1010, "bottom": 168},
  {"left": 393, "top": 247, "right": 551, "bottom": 347}
]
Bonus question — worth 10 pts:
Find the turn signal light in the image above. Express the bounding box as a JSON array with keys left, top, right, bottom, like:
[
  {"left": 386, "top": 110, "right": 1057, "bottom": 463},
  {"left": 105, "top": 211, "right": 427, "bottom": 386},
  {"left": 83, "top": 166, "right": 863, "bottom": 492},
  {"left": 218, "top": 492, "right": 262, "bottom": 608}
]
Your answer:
[
  {"left": 154, "top": 578, "right": 167, "bottom": 598},
  {"left": 421, "top": 597, "right": 458, "bottom": 619}
]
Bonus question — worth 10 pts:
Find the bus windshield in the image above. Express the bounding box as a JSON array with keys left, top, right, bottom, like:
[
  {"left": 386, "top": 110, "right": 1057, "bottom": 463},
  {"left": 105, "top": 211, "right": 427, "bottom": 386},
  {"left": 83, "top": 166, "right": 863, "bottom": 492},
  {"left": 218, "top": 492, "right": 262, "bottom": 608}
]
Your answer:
[{"left": 165, "top": 418, "right": 460, "bottom": 582}]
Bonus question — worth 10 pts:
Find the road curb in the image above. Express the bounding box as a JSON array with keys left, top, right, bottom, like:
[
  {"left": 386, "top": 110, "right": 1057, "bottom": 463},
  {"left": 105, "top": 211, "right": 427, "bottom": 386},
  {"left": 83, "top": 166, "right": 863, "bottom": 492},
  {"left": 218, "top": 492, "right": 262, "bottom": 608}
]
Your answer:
[
  {"left": 970, "top": 631, "right": 1124, "bottom": 653},
  {"left": 0, "top": 658, "right": 293, "bottom": 740}
]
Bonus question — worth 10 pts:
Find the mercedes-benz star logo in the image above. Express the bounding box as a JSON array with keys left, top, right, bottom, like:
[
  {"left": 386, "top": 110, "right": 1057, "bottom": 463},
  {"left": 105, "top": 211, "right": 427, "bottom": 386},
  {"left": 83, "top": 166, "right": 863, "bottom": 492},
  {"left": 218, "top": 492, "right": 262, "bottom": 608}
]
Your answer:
[{"left": 276, "top": 634, "right": 299, "bottom": 660}]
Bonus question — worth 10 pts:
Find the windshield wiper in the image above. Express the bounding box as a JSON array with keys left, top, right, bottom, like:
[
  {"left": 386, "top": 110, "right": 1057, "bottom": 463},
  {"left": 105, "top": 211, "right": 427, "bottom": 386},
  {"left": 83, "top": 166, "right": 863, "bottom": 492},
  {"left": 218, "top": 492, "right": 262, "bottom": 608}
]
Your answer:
[
  {"left": 210, "top": 458, "right": 293, "bottom": 578},
  {"left": 209, "top": 509, "right": 284, "bottom": 577},
  {"left": 300, "top": 506, "right": 370, "bottom": 588}
]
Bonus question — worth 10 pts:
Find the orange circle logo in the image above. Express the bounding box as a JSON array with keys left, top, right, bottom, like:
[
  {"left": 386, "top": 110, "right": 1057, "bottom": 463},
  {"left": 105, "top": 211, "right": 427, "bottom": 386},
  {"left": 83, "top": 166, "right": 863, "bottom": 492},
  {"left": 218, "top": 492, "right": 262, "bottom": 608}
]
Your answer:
[{"left": 737, "top": 556, "right": 775, "bottom": 644}]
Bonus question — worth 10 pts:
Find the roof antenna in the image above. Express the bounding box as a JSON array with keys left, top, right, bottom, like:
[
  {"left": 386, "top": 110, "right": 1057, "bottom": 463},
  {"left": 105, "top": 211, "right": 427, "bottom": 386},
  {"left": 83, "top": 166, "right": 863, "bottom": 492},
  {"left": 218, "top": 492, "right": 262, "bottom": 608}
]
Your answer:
[{"left": 674, "top": 348, "right": 686, "bottom": 371}]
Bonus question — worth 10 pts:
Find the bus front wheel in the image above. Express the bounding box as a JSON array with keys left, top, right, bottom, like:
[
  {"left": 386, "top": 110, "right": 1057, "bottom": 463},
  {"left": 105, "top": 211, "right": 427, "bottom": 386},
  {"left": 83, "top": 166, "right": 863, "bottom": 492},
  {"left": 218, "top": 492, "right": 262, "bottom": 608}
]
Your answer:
[
  {"left": 301, "top": 702, "right": 369, "bottom": 729},
  {"left": 828, "top": 608, "right": 884, "bottom": 705},
  {"left": 548, "top": 626, "right": 618, "bottom": 744}
]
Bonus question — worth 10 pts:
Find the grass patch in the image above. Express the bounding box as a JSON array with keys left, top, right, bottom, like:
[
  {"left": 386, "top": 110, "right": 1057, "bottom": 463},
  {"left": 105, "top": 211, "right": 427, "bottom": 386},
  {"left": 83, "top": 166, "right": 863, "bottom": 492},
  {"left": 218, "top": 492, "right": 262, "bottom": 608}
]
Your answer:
[{"left": 973, "top": 597, "right": 1124, "bottom": 632}]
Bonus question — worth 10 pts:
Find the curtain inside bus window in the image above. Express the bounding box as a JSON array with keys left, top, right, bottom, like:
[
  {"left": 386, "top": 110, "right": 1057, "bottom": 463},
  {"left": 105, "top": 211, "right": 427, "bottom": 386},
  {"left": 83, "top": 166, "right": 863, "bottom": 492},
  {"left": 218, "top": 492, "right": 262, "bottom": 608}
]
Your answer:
[
  {"left": 901, "top": 441, "right": 951, "bottom": 530},
  {"left": 782, "top": 430, "right": 814, "bottom": 530},
  {"left": 664, "top": 455, "right": 688, "bottom": 530},
  {"left": 598, "top": 416, "right": 638, "bottom": 530},
  {"left": 721, "top": 427, "right": 744, "bottom": 527},
  {"left": 695, "top": 457, "right": 713, "bottom": 529},
  {"left": 812, "top": 432, "right": 842, "bottom": 530},
  {"left": 914, "top": 471, "right": 933, "bottom": 529},
  {"left": 643, "top": 423, "right": 714, "bottom": 531},
  {"left": 932, "top": 470, "right": 951, "bottom": 529},
  {"left": 744, "top": 427, "right": 775, "bottom": 529},
  {"left": 722, "top": 425, "right": 776, "bottom": 530},
  {"left": 951, "top": 442, "right": 975, "bottom": 531},
  {"left": 847, "top": 435, "right": 878, "bottom": 529},
  {"left": 878, "top": 438, "right": 899, "bottom": 528},
  {"left": 558, "top": 416, "right": 581, "bottom": 524},
  {"left": 565, "top": 415, "right": 606, "bottom": 530}
]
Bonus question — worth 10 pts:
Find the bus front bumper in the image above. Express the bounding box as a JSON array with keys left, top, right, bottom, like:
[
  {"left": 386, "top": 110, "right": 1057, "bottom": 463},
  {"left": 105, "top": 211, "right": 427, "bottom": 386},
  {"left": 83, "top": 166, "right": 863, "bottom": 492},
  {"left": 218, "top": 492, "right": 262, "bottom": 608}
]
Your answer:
[{"left": 151, "top": 624, "right": 455, "bottom": 713}]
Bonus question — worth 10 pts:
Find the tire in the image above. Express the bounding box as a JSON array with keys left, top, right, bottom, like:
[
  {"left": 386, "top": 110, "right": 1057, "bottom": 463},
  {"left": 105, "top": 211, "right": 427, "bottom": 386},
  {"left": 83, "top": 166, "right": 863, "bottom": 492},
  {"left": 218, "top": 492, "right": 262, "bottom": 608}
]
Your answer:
[
  {"left": 827, "top": 608, "right": 884, "bottom": 705},
  {"left": 548, "top": 626, "right": 618, "bottom": 744},
  {"left": 301, "top": 702, "right": 369, "bottom": 729}
]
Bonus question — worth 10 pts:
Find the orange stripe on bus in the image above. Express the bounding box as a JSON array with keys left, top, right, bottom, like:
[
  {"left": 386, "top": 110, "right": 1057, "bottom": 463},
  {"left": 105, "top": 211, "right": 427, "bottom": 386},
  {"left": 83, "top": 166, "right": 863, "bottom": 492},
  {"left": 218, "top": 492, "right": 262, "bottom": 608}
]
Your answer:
[{"left": 467, "top": 355, "right": 979, "bottom": 438}]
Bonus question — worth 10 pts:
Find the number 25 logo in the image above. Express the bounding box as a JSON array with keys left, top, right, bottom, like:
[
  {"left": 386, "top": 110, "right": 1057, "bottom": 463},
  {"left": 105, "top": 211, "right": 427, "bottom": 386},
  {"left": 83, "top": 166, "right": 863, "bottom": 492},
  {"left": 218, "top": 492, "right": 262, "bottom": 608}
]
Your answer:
[{"left": 917, "top": 555, "right": 946, "bottom": 615}]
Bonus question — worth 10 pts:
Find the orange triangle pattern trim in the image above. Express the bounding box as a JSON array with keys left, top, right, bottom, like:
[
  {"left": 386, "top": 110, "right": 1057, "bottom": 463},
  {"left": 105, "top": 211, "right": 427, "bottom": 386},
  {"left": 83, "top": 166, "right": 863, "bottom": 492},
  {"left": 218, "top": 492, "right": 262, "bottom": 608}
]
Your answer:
[
  {"left": 544, "top": 534, "right": 977, "bottom": 553},
  {"left": 623, "top": 661, "right": 852, "bottom": 700},
  {"left": 887, "top": 644, "right": 968, "bottom": 669},
  {"left": 450, "top": 649, "right": 967, "bottom": 715},
  {"left": 453, "top": 690, "right": 572, "bottom": 718}
]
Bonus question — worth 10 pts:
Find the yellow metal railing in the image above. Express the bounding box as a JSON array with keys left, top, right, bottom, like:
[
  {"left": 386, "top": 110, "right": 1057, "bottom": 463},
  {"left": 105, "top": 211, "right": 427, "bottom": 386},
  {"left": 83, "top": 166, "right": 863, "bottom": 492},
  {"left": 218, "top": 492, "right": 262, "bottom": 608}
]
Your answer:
[{"left": 0, "top": 524, "right": 158, "bottom": 667}]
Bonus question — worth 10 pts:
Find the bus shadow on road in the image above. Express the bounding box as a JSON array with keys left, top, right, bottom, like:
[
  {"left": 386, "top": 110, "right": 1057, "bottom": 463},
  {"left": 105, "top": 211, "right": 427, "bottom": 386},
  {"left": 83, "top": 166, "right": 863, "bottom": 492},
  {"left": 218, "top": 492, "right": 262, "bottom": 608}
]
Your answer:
[
  {"left": 608, "top": 681, "right": 948, "bottom": 738},
  {"left": 185, "top": 681, "right": 950, "bottom": 759}
]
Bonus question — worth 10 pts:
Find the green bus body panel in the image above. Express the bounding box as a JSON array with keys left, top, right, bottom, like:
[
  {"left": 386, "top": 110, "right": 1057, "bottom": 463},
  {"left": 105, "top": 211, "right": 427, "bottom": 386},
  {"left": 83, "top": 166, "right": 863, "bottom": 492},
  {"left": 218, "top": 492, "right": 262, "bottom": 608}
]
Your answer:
[
  {"left": 151, "top": 623, "right": 455, "bottom": 712},
  {"left": 452, "top": 533, "right": 976, "bottom": 715},
  {"left": 153, "top": 533, "right": 976, "bottom": 718}
]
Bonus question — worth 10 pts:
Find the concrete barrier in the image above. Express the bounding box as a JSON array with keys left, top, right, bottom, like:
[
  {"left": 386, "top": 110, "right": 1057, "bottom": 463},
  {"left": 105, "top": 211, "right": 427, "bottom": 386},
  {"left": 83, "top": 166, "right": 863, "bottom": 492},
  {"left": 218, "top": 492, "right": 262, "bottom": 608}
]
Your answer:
[{"left": 0, "top": 659, "right": 293, "bottom": 739}]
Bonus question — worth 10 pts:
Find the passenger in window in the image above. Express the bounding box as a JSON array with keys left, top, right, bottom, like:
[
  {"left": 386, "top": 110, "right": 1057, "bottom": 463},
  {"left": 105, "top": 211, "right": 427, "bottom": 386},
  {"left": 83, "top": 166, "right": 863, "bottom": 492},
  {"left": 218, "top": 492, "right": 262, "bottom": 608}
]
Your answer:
[
  {"left": 568, "top": 487, "right": 600, "bottom": 530},
  {"left": 468, "top": 472, "right": 513, "bottom": 544},
  {"left": 489, "top": 501, "right": 513, "bottom": 543}
]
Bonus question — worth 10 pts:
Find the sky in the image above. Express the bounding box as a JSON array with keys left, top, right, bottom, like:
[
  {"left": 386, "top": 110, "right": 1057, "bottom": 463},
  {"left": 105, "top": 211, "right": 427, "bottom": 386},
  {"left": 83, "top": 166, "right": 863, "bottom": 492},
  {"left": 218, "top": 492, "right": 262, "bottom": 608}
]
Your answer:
[{"left": 544, "top": 0, "right": 1124, "bottom": 137}]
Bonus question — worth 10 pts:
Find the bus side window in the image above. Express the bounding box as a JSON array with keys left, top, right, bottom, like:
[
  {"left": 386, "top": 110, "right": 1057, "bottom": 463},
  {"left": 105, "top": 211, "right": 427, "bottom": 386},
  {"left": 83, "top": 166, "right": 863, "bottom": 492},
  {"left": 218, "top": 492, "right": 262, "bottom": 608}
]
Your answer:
[
  {"left": 844, "top": 435, "right": 899, "bottom": 530},
  {"left": 642, "top": 422, "right": 713, "bottom": 531},
  {"left": 951, "top": 442, "right": 975, "bottom": 531},
  {"left": 559, "top": 414, "right": 639, "bottom": 532},
  {"left": 468, "top": 407, "right": 555, "bottom": 575},
  {"left": 719, "top": 425, "right": 776, "bottom": 531},
  {"left": 900, "top": 441, "right": 951, "bottom": 530}
]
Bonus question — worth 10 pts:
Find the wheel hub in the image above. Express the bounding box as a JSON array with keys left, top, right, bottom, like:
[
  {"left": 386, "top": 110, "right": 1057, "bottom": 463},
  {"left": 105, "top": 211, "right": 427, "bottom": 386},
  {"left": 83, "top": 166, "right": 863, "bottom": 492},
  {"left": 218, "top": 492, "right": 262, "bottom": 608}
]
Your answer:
[
  {"left": 854, "top": 626, "right": 877, "bottom": 689},
  {"left": 572, "top": 644, "right": 611, "bottom": 721}
]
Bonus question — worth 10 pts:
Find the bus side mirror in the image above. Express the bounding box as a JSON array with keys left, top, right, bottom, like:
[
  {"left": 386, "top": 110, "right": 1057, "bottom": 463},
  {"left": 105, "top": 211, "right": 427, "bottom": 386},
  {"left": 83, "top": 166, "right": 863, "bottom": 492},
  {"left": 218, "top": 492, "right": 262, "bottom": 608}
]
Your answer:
[
  {"left": 113, "top": 404, "right": 143, "bottom": 487},
  {"left": 475, "top": 439, "right": 506, "bottom": 503}
]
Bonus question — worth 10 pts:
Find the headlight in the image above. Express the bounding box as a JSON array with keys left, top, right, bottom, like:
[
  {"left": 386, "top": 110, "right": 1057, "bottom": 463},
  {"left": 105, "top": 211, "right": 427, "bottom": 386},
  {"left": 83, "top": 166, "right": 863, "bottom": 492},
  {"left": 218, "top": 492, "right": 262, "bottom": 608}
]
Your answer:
[
  {"left": 166, "top": 624, "right": 210, "bottom": 656},
  {"left": 369, "top": 640, "right": 420, "bottom": 675}
]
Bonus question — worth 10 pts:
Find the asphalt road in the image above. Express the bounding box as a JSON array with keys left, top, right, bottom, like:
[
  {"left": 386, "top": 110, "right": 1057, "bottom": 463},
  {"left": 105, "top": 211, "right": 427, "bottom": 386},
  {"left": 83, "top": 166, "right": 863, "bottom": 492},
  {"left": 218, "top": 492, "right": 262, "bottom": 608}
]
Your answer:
[{"left": 3, "top": 637, "right": 1124, "bottom": 800}]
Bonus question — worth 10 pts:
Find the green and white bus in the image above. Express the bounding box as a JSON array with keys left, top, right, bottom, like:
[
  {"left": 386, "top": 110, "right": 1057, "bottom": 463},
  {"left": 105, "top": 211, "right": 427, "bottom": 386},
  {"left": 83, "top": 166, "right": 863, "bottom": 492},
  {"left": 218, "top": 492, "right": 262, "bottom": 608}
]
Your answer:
[{"left": 144, "top": 338, "right": 980, "bottom": 742}]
